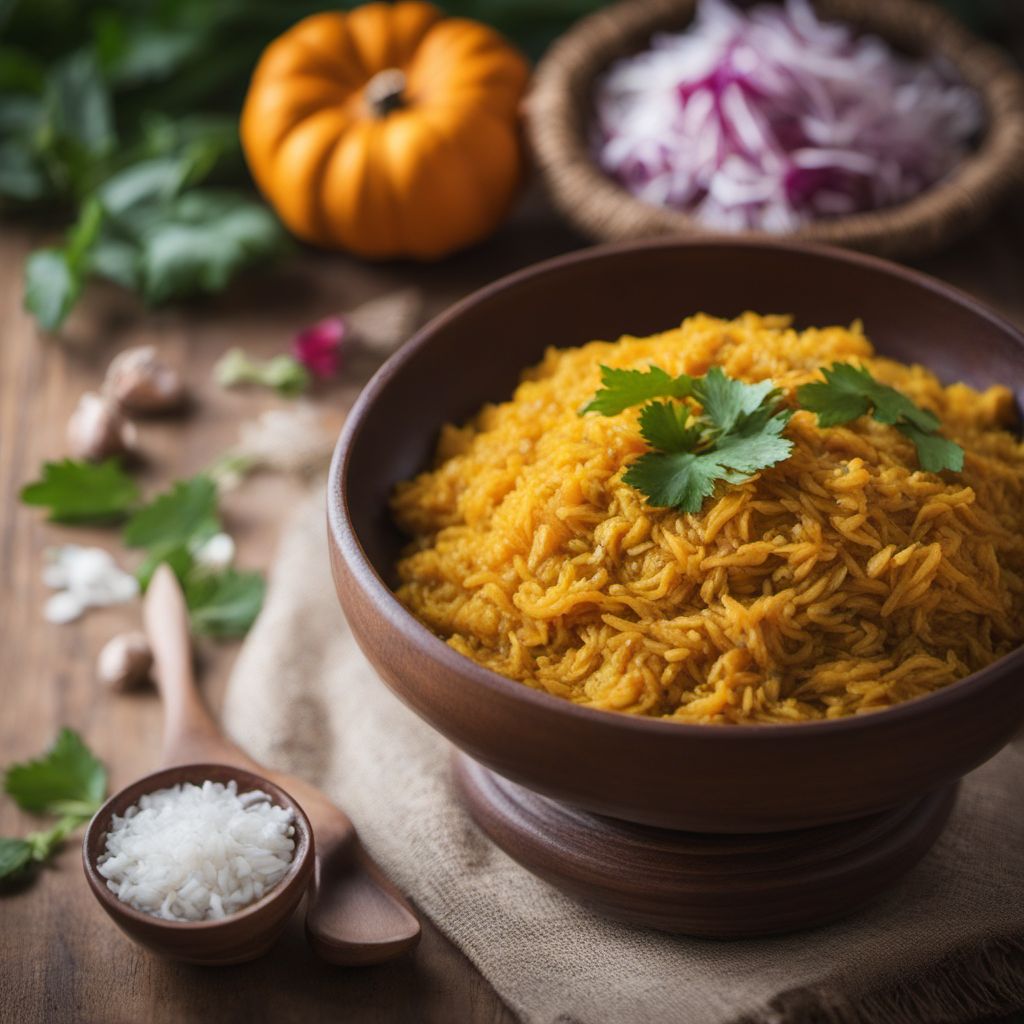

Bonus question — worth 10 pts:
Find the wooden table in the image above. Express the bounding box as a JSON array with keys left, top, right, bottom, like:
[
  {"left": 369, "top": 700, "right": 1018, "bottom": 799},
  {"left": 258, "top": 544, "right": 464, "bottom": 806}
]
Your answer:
[{"left": 2, "top": 194, "right": 1023, "bottom": 1023}]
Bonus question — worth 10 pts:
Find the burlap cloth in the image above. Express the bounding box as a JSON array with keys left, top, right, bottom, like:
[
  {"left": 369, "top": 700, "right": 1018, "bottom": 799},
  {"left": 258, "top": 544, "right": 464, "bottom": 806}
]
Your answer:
[{"left": 222, "top": 488, "right": 1024, "bottom": 1024}]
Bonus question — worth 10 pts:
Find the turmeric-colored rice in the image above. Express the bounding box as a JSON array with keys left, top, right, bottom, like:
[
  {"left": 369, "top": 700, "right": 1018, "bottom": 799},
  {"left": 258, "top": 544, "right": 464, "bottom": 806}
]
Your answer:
[{"left": 392, "top": 314, "right": 1024, "bottom": 723}]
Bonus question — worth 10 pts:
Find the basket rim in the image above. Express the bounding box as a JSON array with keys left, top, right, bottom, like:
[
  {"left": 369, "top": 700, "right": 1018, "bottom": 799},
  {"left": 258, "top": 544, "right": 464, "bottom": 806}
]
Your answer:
[{"left": 527, "top": 0, "right": 1024, "bottom": 259}]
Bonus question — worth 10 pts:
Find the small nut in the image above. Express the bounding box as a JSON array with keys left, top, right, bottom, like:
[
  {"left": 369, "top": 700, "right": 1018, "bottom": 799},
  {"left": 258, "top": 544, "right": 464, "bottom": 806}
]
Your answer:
[
  {"left": 97, "top": 632, "right": 153, "bottom": 692},
  {"left": 104, "top": 345, "right": 186, "bottom": 414},
  {"left": 67, "top": 392, "right": 137, "bottom": 462}
]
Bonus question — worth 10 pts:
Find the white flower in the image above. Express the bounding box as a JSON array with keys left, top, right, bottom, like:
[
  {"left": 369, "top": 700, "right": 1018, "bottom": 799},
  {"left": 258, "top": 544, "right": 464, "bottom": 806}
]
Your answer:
[{"left": 193, "top": 533, "right": 235, "bottom": 571}]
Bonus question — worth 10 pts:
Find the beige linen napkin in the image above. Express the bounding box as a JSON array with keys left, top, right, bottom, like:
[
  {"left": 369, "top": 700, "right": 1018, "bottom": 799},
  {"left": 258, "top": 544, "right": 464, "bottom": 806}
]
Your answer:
[{"left": 223, "top": 488, "right": 1024, "bottom": 1024}]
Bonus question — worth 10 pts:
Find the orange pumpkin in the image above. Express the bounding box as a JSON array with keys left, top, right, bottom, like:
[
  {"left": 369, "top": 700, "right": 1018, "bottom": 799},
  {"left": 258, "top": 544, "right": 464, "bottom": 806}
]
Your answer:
[{"left": 240, "top": 1, "right": 529, "bottom": 260}]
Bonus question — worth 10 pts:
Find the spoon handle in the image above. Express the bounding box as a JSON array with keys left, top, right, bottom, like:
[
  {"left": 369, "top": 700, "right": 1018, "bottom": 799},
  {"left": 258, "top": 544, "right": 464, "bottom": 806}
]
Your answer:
[
  {"left": 144, "top": 565, "right": 240, "bottom": 768},
  {"left": 143, "top": 564, "right": 421, "bottom": 964}
]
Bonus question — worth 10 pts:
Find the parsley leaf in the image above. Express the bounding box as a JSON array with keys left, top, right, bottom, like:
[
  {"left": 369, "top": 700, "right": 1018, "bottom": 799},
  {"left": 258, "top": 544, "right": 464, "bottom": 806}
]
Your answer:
[
  {"left": 3, "top": 728, "right": 107, "bottom": 880},
  {"left": 123, "top": 474, "right": 219, "bottom": 550},
  {"left": 796, "top": 363, "right": 962, "bottom": 472},
  {"left": 0, "top": 838, "right": 34, "bottom": 880},
  {"left": 587, "top": 364, "right": 793, "bottom": 513},
  {"left": 691, "top": 367, "right": 780, "bottom": 435},
  {"left": 4, "top": 728, "right": 107, "bottom": 817},
  {"left": 583, "top": 365, "right": 692, "bottom": 416},
  {"left": 897, "top": 424, "right": 965, "bottom": 474},
  {"left": 637, "top": 401, "right": 701, "bottom": 451},
  {"left": 185, "top": 568, "right": 265, "bottom": 638},
  {"left": 20, "top": 458, "right": 140, "bottom": 524}
]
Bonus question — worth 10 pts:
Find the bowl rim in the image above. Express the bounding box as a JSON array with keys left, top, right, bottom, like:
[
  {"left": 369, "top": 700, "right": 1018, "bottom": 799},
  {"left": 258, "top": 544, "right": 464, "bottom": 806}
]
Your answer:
[
  {"left": 82, "top": 762, "right": 314, "bottom": 931},
  {"left": 328, "top": 235, "right": 1024, "bottom": 742}
]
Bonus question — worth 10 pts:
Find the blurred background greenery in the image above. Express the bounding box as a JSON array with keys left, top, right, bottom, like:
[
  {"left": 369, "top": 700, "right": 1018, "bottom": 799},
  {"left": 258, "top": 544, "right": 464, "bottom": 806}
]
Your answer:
[{"left": 1, "top": 0, "right": 1020, "bottom": 329}]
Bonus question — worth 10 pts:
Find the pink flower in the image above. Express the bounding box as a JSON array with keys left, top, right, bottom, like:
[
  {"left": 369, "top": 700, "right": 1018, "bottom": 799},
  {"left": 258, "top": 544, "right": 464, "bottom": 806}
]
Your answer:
[{"left": 292, "top": 316, "right": 346, "bottom": 379}]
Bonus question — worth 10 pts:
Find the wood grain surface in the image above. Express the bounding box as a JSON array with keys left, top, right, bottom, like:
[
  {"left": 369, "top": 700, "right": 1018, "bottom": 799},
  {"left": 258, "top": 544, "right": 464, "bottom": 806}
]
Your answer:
[{"left": 1, "top": 192, "right": 1023, "bottom": 1023}]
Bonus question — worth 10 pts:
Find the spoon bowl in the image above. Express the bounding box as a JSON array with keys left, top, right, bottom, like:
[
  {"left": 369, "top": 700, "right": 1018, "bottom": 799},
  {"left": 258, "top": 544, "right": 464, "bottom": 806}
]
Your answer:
[{"left": 83, "top": 763, "right": 314, "bottom": 966}]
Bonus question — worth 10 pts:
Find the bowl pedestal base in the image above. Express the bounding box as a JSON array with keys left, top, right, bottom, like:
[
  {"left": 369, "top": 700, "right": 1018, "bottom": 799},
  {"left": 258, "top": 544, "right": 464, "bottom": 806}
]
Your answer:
[{"left": 453, "top": 753, "right": 957, "bottom": 938}]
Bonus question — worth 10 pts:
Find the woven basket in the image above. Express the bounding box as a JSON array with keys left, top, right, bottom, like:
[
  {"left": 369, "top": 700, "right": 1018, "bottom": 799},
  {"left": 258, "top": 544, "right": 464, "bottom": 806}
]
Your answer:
[{"left": 527, "top": 0, "right": 1024, "bottom": 259}]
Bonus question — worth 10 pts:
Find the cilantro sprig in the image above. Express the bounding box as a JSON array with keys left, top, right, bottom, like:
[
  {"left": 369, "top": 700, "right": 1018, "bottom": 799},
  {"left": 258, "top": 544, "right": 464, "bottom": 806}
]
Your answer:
[
  {"left": 585, "top": 365, "right": 793, "bottom": 513},
  {"left": 20, "top": 466, "right": 264, "bottom": 638},
  {"left": 123, "top": 474, "right": 264, "bottom": 637},
  {"left": 1, "top": 729, "right": 107, "bottom": 883},
  {"left": 584, "top": 359, "right": 965, "bottom": 512},
  {"left": 796, "top": 363, "right": 964, "bottom": 473}
]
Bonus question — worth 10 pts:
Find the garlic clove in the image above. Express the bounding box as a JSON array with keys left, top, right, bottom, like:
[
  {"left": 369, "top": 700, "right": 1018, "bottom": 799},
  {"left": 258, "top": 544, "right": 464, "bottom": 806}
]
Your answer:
[
  {"left": 104, "top": 345, "right": 186, "bottom": 415},
  {"left": 97, "top": 631, "right": 153, "bottom": 692},
  {"left": 67, "top": 392, "right": 137, "bottom": 462},
  {"left": 45, "top": 591, "right": 85, "bottom": 625}
]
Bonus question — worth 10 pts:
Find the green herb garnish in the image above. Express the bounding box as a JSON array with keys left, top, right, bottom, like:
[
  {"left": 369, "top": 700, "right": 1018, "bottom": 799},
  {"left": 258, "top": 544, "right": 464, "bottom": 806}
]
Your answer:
[
  {"left": 796, "top": 363, "right": 964, "bottom": 473},
  {"left": 586, "top": 365, "right": 793, "bottom": 513},
  {"left": 1, "top": 729, "right": 107, "bottom": 882},
  {"left": 19, "top": 458, "right": 140, "bottom": 524},
  {"left": 125, "top": 473, "right": 264, "bottom": 636},
  {"left": 585, "top": 360, "right": 965, "bottom": 512},
  {"left": 185, "top": 568, "right": 266, "bottom": 638}
]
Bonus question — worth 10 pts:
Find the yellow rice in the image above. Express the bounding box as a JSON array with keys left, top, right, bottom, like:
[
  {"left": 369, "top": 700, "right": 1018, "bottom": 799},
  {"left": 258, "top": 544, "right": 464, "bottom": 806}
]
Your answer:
[{"left": 392, "top": 313, "right": 1024, "bottom": 724}]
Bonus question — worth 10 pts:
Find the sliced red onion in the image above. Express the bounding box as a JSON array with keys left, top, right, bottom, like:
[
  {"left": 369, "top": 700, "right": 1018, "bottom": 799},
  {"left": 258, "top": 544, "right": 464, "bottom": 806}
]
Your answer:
[{"left": 593, "top": 0, "right": 982, "bottom": 230}]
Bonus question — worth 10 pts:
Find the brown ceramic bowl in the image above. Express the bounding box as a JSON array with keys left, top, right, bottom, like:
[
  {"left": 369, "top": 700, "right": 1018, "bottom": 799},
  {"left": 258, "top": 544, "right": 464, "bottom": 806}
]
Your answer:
[
  {"left": 83, "top": 764, "right": 314, "bottom": 965},
  {"left": 327, "top": 238, "right": 1024, "bottom": 833}
]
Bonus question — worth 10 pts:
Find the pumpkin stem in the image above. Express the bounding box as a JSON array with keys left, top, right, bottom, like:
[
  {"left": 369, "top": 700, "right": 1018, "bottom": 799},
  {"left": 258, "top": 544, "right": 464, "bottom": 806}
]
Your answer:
[{"left": 365, "top": 68, "right": 407, "bottom": 117}]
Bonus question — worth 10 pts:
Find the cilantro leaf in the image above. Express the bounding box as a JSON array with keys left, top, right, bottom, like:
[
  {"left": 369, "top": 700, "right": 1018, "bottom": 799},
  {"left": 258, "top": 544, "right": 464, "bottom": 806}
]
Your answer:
[
  {"left": 638, "top": 401, "right": 701, "bottom": 452},
  {"left": 897, "top": 424, "right": 965, "bottom": 474},
  {"left": 20, "top": 458, "right": 139, "bottom": 523},
  {"left": 796, "top": 363, "right": 962, "bottom": 473},
  {"left": 123, "top": 474, "right": 219, "bottom": 550},
  {"left": 583, "top": 365, "right": 692, "bottom": 416},
  {"left": 0, "top": 838, "right": 34, "bottom": 880},
  {"left": 4, "top": 728, "right": 106, "bottom": 817},
  {"left": 185, "top": 568, "right": 265, "bottom": 638},
  {"left": 623, "top": 451, "right": 721, "bottom": 513},
  {"left": 591, "top": 363, "right": 795, "bottom": 513},
  {"left": 692, "top": 367, "right": 779, "bottom": 435}
]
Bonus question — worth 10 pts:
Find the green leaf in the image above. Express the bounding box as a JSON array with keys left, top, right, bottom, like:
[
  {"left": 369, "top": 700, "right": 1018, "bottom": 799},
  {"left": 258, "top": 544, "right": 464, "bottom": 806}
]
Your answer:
[
  {"left": 123, "top": 475, "right": 219, "bottom": 550},
  {"left": 87, "top": 238, "right": 141, "bottom": 291},
  {"left": 0, "top": 140, "right": 47, "bottom": 201},
  {"left": 20, "top": 458, "right": 139, "bottom": 523},
  {"left": 897, "top": 424, "right": 965, "bottom": 474},
  {"left": 624, "top": 451, "right": 720, "bottom": 514},
  {"left": 23, "top": 248, "right": 79, "bottom": 331},
  {"left": 583, "top": 364, "right": 692, "bottom": 416},
  {"left": 46, "top": 50, "right": 115, "bottom": 158},
  {"left": 4, "top": 728, "right": 106, "bottom": 816},
  {"left": 796, "top": 363, "right": 962, "bottom": 474},
  {"left": 692, "top": 367, "right": 779, "bottom": 435},
  {"left": 134, "top": 190, "right": 286, "bottom": 305},
  {"left": 135, "top": 542, "right": 195, "bottom": 591},
  {"left": 0, "top": 838, "right": 34, "bottom": 880},
  {"left": 23, "top": 199, "right": 103, "bottom": 330},
  {"left": 637, "top": 401, "right": 701, "bottom": 453},
  {"left": 186, "top": 569, "right": 265, "bottom": 638},
  {"left": 711, "top": 415, "right": 793, "bottom": 474}
]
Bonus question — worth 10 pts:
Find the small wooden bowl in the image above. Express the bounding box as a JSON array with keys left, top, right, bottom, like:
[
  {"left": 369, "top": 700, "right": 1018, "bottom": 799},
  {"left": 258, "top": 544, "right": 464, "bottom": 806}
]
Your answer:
[
  {"left": 327, "top": 237, "right": 1024, "bottom": 834},
  {"left": 527, "top": 0, "right": 1024, "bottom": 259},
  {"left": 83, "top": 764, "right": 314, "bottom": 966}
]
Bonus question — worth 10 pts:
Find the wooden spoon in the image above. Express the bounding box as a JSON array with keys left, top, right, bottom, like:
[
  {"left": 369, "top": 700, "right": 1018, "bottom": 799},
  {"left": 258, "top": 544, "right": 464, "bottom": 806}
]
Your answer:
[{"left": 143, "top": 564, "right": 421, "bottom": 965}]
